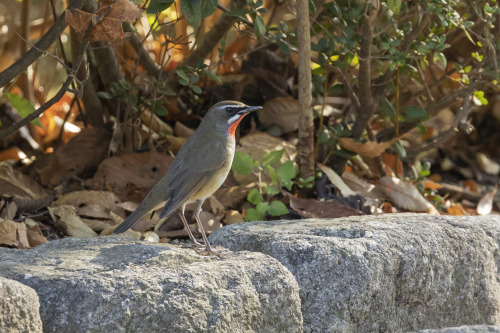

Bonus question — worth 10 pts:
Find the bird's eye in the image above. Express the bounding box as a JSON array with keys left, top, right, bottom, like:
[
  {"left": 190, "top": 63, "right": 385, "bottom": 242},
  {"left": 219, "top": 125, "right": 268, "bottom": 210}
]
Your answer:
[{"left": 226, "top": 107, "right": 236, "bottom": 114}]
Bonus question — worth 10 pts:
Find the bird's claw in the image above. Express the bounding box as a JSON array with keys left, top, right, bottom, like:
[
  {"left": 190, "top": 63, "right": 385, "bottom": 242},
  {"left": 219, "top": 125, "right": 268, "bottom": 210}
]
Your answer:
[
  {"left": 180, "top": 240, "right": 206, "bottom": 249},
  {"left": 195, "top": 245, "right": 225, "bottom": 257}
]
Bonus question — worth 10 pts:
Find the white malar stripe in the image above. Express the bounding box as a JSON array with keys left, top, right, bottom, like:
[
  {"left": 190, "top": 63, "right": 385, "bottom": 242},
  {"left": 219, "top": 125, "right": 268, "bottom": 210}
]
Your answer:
[{"left": 228, "top": 113, "right": 240, "bottom": 124}]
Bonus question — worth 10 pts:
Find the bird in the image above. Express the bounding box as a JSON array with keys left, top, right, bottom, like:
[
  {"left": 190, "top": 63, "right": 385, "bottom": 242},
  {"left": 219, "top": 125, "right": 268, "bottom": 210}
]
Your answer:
[{"left": 113, "top": 101, "right": 262, "bottom": 255}]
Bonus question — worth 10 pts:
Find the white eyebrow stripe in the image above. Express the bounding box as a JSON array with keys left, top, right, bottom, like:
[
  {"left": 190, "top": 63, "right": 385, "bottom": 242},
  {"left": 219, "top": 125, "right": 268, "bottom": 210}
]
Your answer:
[{"left": 228, "top": 113, "right": 240, "bottom": 124}]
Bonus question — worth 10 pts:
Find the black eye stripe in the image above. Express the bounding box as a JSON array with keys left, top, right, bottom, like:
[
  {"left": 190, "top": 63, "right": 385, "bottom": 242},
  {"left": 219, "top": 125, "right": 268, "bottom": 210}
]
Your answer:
[{"left": 226, "top": 106, "right": 247, "bottom": 114}]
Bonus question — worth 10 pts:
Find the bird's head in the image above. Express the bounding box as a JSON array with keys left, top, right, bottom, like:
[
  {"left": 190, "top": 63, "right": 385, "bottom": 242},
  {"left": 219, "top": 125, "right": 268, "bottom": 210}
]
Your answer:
[{"left": 206, "top": 101, "right": 262, "bottom": 138}]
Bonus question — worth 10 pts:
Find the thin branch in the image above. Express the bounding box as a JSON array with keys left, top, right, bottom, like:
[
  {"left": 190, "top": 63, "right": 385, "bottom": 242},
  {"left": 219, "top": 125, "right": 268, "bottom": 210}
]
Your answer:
[
  {"left": 0, "top": 12, "right": 96, "bottom": 141},
  {"left": 123, "top": 22, "right": 161, "bottom": 78},
  {"left": 351, "top": 1, "right": 378, "bottom": 139},
  {"left": 0, "top": 0, "right": 84, "bottom": 88},
  {"left": 183, "top": 0, "right": 246, "bottom": 67},
  {"left": 375, "top": 83, "right": 479, "bottom": 143}
]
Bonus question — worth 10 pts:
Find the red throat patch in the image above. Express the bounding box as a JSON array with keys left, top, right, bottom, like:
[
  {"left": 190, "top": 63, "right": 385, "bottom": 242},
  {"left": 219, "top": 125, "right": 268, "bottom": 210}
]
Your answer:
[{"left": 228, "top": 113, "right": 249, "bottom": 138}]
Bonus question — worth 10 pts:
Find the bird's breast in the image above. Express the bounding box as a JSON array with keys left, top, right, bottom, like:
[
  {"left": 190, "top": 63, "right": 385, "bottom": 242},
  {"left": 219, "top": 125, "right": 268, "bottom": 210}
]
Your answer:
[{"left": 189, "top": 138, "right": 235, "bottom": 202}]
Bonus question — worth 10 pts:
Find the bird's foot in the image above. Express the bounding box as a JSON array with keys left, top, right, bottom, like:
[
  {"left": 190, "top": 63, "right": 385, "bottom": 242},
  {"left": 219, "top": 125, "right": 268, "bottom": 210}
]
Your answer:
[
  {"left": 195, "top": 244, "right": 226, "bottom": 257},
  {"left": 180, "top": 239, "right": 205, "bottom": 249}
]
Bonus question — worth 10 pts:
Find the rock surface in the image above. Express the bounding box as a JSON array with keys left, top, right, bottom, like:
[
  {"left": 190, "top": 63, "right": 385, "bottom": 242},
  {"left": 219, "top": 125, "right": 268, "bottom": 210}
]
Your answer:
[
  {"left": 0, "top": 237, "right": 302, "bottom": 333},
  {"left": 0, "top": 276, "right": 43, "bottom": 333},
  {"left": 417, "top": 325, "right": 500, "bottom": 332},
  {"left": 210, "top": 214, "right": 500, "bottom": 333}
]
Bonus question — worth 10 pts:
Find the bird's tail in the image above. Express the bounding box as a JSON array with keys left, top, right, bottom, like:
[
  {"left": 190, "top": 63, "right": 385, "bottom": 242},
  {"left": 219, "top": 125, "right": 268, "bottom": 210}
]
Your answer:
[{"left": 113, "top": 176, "right": 170, "bottom": 234}]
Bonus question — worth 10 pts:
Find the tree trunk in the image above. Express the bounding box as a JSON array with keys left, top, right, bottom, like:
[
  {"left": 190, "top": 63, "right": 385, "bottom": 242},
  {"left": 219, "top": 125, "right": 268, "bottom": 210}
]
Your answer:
[{"left": 296, "top": 0, "right": 315, "bottom": 183}]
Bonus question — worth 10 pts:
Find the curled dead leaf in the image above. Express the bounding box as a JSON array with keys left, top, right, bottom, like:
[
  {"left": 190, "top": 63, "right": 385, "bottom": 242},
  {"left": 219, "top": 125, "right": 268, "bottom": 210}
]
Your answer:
[
  {"left": 477, "top": 187, "right": 498, "bottom": 215},
  {"left": 65, "top": 0, "right": 142, "bottom": 43},
  {"left": 317, "top": 163, "right": 355, "bottom": 196},
  {"left": 338, "top": 138, "right": 394, "bottom": 158},
  {"left": 0, "top": 218, "right": 30, "bottom": 249},
  {"left": 48, "top": 205, "right": 98, "bottom": 238},
  {"left": 379, "top": 176, "right": 438, "bottom": 214},
  {"left": 224, "top": 210, "right": 245, "bottom": 225},
  {"left": 258, "top": 97, "right": 300, "bottom": 134},
  {"left": 288, "top": 195, "right": 364, "bottom": 218}
]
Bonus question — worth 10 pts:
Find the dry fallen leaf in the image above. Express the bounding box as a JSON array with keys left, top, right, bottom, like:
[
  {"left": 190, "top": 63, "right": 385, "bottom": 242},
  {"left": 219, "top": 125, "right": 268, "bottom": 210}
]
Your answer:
[
  {"left": 35, "top": 128, "right": 112, "bottom": 186},
  {"left": 379, "top": 175, "right": 438, "bottom": 214},
  {"left": 0, "top": 218, "right": 30, "bottom": 248},
  {"left": 215, "top": 182, "right": 258, "bottom": 209},
  {"left": 258, "top": 97, "right": 300, "bottom": 134},
  {"left": 196, "top": 211, "right": 222, "bottom": 235},
  {"left": 338, "top": 138, "right": 394, "bottom": 158},
  {"left": 422, "top": 180, "right": 443, "bottom": 190},
  {"left": 0, "top": 162, "right": 47, "bottom": 199},
  {"left": 224, "top": 210, "right": 244, "bottom": 225},
  {"left": 142, "top": 231, "right": 160, "bottom": 243},
  {"left": 88, "top": 152, "right": 174, "bottom": 202},
  {"left": 208, "top": 196, "right": 225, "bottom": 215},
  {"left": 318, "top": 163, "right": 355, "bottom": 196},
  {"left": 477, "top": 187, "right": 498, "bottom": 215},
  {"left": 448, "top": 203, "right": 468, "bottom": 216},
  {"left": 56, "top": 190, "right": 124, "bottom": 218},
  {"left": 48, "top": 205, "right": 98, "bottom": 238},
  {"left": 174, "top": 121, "right": 195, "bottom": 137},
  {"left": 66, "top": 0, "right": 142, "bottom": 42},
  {"left": 26, "top": 224, "right": 48, "bottom": 247},
  {"left": 101, "top": 225, "right": 141, "bottom": 239},
  {"left": 341, "top": 171, "right": 387, "bottom": 199},
  {"left": 476, "top": 153, "right": 500, "bottom": 176},
  {"left": 289, "top": 196, "right": 364, "bottom": 219}
]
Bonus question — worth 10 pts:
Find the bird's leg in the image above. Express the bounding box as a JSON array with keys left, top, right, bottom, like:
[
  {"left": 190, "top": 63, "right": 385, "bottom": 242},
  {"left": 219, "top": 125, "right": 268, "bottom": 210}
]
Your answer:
[
  {"left": 178, "top": 208, "right": 204, "bottom": 248},
  {"left": 192, "top": 200, "right": 223, "bottom": 256}
]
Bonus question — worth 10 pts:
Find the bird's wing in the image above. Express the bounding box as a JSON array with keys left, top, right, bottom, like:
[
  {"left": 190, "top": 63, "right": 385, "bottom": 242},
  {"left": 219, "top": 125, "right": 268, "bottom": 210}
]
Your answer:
[{"left": 159, "top": 138, "right": 227, "bottom": 218}]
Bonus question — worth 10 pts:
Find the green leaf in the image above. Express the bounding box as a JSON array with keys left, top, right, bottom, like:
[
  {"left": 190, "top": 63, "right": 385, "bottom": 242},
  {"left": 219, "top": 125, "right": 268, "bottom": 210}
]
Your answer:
[
  {"left": 223, "top": 8, "right": 250, "bottom": 17},
  {"left": 97, "top": 91, "right": 113, "bottom": 100},
  {"left": 402, "top": 105, "right": 427, "bottom": 120},
  {"left": 267, "top": 200, "right": 288, "bottom": 216},
  {"left": 265, "top": 185, "right": 280, "bottom": 196},
  {"left": 232, "top": 152, "right": 256, "bottom": 175},
  {"left": 267, "top": 165, "right": 278, "bottom": 185},
  {"left": 395, "top": 140, "right": 406, "bottom": 159},
  {"left": 433, "top": 52, "right": 447, "bottom": 71},
  {"left": 247, "top": 188, "right": 263, "bottom": 205},
  {"left": 147, "top": 0, "right": 175, "bottom": 14},
  {"left": 204, "top": 70, "right": 221, "bottom": 83},
  {"left": 379, "top": 97, "right": 396, "bottom": 119},
  {"left": 256, "top": 202, "right": 269, "bottom": 215},
  {"left": 6, "top": 92, "right": 42, "bottom": 128},
  {"left": 387, "top": 0, "right": 401, "bottom": 14},
  {"left": 192, "top": 85, "right": 202, "bottom": 94},
  {"left": 253, "top": 15, "right": 266, "bottom": 38},
  {"left": 190, "top": 74, "right": 199, "bottom": 84},
  {"left": 262, "top": 149, "right": 283, "bottom": 167},
  {"left": 278, "top": 41, "right": 290, "bottom": 55},
  {"left": 245, "top": 208, "right": 265, "bottom": 221},
  {"left": 277, "top": 161, "right": 297, "bottom": 182},
  {"left": 201, "top": 0, "right": 218, "bottom": 19},
  {"left": 474, "top": 90, "right": 488, "bottom": 105},
  {"left": 176, "top": 68, "right": 189, "bottom": 80},
  {"left": 180, "top": 0, "right": 201, "bottom": 27},
  {"left": 153, "top": 103, "right": 168, "bottom": 116}
]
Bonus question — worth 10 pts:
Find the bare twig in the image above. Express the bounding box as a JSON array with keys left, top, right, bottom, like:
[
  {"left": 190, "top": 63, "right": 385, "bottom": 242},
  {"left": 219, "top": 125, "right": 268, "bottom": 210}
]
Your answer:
[
  {"left": 0, "top": 10, "right": 97, "bottom": 141},
  {"left": 123, "top": 22, "right": 162, "bottom": 78},
  {"left": 183, "top": 0, "right": 246, "bottom": 67},
  {"left": 0, "top": 0, "right": 84, "bottom": 88}
]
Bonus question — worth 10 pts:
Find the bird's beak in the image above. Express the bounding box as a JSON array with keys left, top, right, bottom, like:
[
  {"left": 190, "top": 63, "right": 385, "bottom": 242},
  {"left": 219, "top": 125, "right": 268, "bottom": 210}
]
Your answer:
[{"left": 243, "top": 105, "right": 263, "bottom": 114}]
